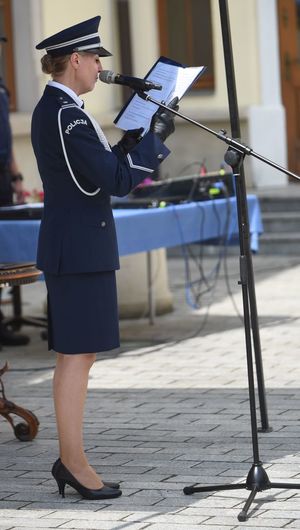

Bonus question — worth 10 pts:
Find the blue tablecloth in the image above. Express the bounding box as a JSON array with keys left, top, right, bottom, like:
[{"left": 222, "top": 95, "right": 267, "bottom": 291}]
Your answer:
[{"left": 0, "top": 195, "right": 262, "bottom": 263}]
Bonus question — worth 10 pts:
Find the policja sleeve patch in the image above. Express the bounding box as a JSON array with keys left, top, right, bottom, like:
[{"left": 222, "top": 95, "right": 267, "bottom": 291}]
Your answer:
[{"left": 65, "top": 118, "right": 88, "bottom": 135}]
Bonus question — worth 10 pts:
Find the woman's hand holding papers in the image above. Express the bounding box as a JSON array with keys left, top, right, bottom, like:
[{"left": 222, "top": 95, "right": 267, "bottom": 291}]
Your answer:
[
  {"left": 150, "top": 96, "right": 179, "bottom": 142},
  {"left": 117, "top": 127, "right": 144, "bottom": 155}
]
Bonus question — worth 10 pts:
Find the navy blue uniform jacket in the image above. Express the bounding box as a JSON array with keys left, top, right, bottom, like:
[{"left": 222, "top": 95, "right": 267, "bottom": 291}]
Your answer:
[{"left": 31, "top": 85, "right": 170, "bottom": 274}]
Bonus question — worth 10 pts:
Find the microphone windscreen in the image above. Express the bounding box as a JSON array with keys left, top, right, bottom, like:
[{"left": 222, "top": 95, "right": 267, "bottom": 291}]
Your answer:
[{"left": 99, "top": 70, "right": 115, "bottom": 84}]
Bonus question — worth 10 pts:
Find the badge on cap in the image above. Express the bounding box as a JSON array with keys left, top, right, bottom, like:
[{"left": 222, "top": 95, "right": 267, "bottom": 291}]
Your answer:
[{"left": 35, "top": 16, "right": 112, "bottom": 57}]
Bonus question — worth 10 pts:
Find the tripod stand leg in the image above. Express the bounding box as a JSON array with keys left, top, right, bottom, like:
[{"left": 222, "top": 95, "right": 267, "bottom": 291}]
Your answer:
[
  {"left": 271, "top": 482, "right": 300, "bottom": 490},
  {"left": 237, "top": 175, "right": 270, "bottom": 432},
  {"left": 238, "top": 487, "right": 258, "bottom": 522},
  {"left": 184, "top": 483, "right": 245, "bottom": 495}
]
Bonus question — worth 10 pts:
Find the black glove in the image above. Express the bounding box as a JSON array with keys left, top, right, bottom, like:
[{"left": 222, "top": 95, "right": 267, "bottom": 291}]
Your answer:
[
  {"left": 150, "top": 96, "right": 179, "bottom": 142},
  {"left": 118, "top": 127, "right": 144, "bottom": 155}
]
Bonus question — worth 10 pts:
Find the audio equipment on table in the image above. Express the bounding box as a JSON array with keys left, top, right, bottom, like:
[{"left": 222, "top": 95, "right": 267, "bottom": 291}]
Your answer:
[
  {"left": 112, "top": 171, "right": 235, "bottom": 209},
  {"left": 0, "top": 172, "right": 234, "bottom": 216}
]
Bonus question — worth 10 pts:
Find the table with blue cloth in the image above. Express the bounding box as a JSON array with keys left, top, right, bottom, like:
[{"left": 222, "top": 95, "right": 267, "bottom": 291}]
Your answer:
[
  {"left": 0, "top": 196, "right": 262, "bottom": 322},
  {"left": 0, "top": 195, "right": 262, "bottom": 262}
]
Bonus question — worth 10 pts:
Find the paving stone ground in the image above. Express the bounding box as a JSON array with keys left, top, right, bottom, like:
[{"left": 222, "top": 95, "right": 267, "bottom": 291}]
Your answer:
[{"left": 1, "top": 249, "right": 300, "bottom": 529}]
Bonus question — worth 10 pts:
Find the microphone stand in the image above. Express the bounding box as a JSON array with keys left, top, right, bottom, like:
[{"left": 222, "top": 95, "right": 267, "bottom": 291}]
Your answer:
[
  {"left": 137, "top": 82, "right": 300, "bottom": 520},
  {"left": 138, "top": 91, "right": 300, "bottom": 181}
]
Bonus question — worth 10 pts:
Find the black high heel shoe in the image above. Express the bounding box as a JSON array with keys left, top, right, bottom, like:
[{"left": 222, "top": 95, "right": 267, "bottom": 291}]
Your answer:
[
  {"left": 52, "top": 459, "right": 122, "bottom": 500},
  {"left": 52, "top": 458, "right": 120, "bottom": 490}
]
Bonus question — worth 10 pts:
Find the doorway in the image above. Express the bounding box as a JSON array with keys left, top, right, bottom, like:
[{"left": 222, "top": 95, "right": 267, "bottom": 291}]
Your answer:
[{"left": 278, "top": 0, "right": 300, "bottom": 178}]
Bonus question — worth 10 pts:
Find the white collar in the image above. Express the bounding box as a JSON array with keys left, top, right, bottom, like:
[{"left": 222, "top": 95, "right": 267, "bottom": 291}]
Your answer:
[{"left": 48, "top": 80, "right": 84, "bottom": 107}]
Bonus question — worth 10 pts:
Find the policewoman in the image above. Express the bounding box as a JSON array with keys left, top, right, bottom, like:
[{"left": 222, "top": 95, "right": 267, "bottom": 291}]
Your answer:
[{"left": 31, "top": 16, "right": 177, "bottom": 501}]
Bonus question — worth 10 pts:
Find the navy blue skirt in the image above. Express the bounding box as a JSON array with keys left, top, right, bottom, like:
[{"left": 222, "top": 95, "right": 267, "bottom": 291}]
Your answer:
[{"left": 44, "top": 271, "right": 119, "bottom": 354}]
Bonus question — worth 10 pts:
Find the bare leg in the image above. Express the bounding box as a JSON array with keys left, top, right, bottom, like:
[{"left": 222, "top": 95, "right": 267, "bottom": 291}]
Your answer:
[{"left": 53, "top": 352, "right": 103, "bottom": 489}]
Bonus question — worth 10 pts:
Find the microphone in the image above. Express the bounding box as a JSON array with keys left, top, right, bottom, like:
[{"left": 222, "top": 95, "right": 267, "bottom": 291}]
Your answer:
[{"left": 99, "top": 70, "right": 162, "bottom": 92}]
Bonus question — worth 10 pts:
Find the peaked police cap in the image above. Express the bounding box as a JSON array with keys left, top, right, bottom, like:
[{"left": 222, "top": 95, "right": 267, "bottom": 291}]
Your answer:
[{"left": 36, "top": 16, "right": 112, "bottom": 57}]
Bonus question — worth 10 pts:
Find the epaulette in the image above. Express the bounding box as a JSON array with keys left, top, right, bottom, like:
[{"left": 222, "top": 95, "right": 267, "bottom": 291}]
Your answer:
[{"left": 57, "top": 95, "right": 74, "bottom": 107}]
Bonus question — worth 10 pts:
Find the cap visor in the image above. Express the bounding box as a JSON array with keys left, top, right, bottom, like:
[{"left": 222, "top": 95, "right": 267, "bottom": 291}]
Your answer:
[
  {"left": 81, "top": 46, "right": 112, "bottom": 57},
  {"left": 99, "top": 46, "right": 112, "bottom": 57}
]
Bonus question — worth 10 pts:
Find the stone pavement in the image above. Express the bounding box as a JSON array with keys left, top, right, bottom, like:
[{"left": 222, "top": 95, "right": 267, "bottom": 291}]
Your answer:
[{"left": 1, "top": 251, "right": 300, "bottom": 530}]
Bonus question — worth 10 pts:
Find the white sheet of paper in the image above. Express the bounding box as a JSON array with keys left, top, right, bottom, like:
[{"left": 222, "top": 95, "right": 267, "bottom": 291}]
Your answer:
[{"left": 114, "top": 60, "right": 205, "bottom": 133}]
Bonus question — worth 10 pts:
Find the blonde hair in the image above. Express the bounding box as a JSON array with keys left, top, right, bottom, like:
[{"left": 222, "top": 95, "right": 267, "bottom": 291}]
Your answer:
[{"left": 41, "top": 54, "right": 71, "bottom": 76}]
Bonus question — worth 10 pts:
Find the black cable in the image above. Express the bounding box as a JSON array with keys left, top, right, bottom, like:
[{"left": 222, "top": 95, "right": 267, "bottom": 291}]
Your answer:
[
  {"left": 171, "top": 192, "right": 231, "bottom": 314},
  {"left": 178, "top": 186, "right": 233, "bottom": 323},
  {"left": 180, "top": 203, "right": 212, "bottom": 305},
  {"left": 175, "top": 160, "right": 204, "bottom": 178},
  {"left": 190, "top": 194, "right": 228, "bottom": 303}
]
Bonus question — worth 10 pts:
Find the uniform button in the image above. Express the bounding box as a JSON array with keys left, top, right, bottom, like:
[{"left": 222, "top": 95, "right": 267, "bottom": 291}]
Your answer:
[
  {"left": 100, "top": 221, "right": 106, "bottom": 227},
  {"left": 157, "top": 153, "right": 164, "bottom": 160}
]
